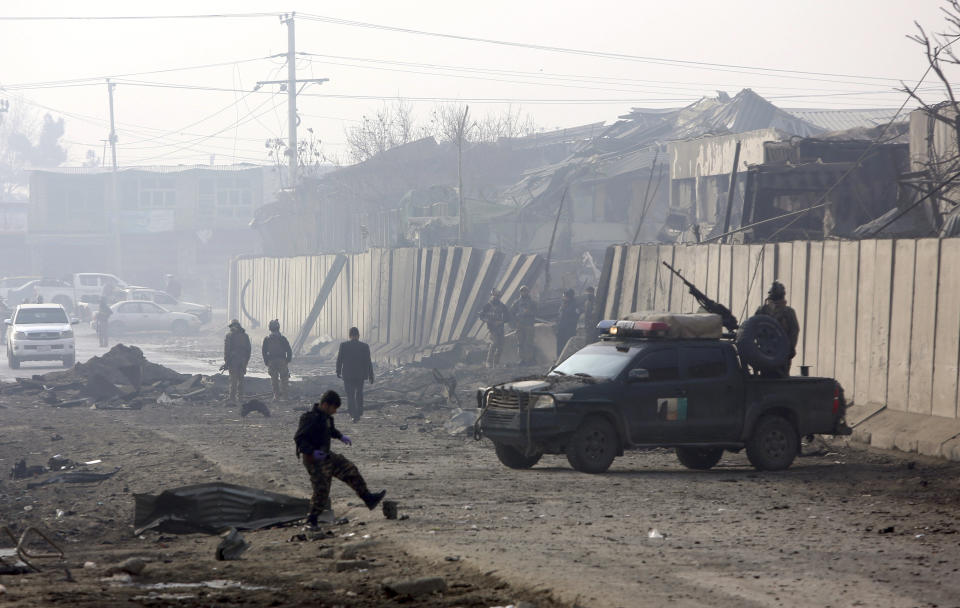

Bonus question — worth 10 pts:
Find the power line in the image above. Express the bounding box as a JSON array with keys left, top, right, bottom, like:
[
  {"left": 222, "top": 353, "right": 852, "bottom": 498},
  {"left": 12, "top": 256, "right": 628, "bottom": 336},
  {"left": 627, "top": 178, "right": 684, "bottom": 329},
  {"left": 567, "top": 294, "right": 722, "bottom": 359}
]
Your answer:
[
  {"left": 0, "top": 12, "right": 279, "bottom": 21},
  {"left": 298, "top": 12, "right": 909, "bottom": 84}
]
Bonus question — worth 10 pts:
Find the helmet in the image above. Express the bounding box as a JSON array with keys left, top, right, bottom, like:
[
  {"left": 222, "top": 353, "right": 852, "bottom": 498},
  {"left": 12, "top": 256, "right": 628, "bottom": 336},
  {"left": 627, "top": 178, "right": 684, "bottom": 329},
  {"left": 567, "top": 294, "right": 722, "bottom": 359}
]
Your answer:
[
  {"left": 563, "top": 288, "right": 575, "bottom": 299},
  {"left": 490, "top": 289, "right": 502, "bottom": 298},
  {"left": 768, "top": 281, "right": 786, "bottom": 300},
  {"left": 228, "top": 318, "right": 241, "bottom": 329},
  {"left": 268, "top": 319, "right": 280, "bottom": 332},
  {"left": 518, "top": 285, "right": 529, "bottom": 294}
]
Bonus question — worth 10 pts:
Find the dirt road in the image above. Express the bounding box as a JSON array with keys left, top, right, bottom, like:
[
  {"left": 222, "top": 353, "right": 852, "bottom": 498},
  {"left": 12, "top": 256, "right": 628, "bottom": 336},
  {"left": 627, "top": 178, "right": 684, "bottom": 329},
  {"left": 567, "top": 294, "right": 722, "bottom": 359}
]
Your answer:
[{"left": 2, "top": 331, "right": 959, "bottom": 607}]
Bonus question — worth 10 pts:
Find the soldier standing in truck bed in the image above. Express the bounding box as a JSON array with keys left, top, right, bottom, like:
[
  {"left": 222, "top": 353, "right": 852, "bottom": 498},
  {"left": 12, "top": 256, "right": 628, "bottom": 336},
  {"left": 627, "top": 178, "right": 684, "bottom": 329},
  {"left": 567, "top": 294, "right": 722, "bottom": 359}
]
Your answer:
[{"left": 755, "top": 281, "right": 800, "bottom": 377}]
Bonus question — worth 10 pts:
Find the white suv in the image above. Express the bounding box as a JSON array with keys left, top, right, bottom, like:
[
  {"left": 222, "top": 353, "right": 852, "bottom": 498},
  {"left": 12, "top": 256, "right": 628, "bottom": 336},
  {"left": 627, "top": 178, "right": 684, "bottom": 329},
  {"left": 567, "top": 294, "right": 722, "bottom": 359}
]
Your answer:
[{"left": 4, "top": 303, "right": 78, "bottom": 369}]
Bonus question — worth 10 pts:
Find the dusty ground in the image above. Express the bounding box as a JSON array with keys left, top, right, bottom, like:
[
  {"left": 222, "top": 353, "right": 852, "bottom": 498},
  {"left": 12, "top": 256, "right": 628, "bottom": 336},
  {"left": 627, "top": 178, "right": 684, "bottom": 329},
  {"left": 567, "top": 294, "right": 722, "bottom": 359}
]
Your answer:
[{"left": 2, "top": 327, "right": 960, "bottom": 607}]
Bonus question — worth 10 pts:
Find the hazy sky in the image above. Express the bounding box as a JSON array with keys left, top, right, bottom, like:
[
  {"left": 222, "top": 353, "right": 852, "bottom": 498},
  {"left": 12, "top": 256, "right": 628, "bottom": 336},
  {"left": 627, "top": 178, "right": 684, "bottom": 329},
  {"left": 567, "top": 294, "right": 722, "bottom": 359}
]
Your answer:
[{"left": 1, "top": 0, "right": 956, "bottom": 166}]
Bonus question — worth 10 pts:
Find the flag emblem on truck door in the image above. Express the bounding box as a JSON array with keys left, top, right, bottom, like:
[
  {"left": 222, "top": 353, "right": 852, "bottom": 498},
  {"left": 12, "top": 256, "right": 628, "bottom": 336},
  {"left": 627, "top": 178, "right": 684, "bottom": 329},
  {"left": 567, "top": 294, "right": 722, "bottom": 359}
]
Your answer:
[{"left": 658, "top": 397, "right": 688, "bottom": 421}]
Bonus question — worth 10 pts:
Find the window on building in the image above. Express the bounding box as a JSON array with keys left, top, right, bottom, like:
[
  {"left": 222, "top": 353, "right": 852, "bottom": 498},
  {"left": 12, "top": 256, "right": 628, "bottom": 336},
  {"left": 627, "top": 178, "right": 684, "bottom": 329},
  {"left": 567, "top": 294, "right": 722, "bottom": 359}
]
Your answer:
[
  {"left": 197, "top": 175, "right": 255, "bottom": 220},
  {"left": 138, "top": 176, "right": 176, "bottom": 209}
]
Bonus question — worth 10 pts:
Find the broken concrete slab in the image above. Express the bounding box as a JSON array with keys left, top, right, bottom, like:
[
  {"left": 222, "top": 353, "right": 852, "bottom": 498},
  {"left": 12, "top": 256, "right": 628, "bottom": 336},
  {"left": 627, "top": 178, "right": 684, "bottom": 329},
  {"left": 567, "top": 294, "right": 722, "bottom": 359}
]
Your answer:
[
  {"left": 106, "top": 557, "right": 147, "bottom": 576},
  {"left": 851, "top": 407, "right": 960, "bottom": 459}
]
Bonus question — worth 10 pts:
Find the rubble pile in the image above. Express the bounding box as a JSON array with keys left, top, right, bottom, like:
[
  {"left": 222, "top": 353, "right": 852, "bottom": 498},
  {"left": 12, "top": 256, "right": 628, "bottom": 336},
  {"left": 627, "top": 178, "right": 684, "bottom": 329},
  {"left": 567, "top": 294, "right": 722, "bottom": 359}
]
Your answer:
[{"left": 0, "top": 344, "right": 216, "bottom": 409}]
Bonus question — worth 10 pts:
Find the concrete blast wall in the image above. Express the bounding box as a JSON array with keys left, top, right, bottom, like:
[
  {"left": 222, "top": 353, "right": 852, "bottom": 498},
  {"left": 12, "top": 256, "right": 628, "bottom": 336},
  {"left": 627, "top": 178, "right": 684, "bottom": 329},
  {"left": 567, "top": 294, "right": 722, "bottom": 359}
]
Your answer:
[
  {"left": 228, "top": 247, "right": 542, "bottom": 364},
  {"left": 598, "top": 239, "right": 960, "bottom": 460}
]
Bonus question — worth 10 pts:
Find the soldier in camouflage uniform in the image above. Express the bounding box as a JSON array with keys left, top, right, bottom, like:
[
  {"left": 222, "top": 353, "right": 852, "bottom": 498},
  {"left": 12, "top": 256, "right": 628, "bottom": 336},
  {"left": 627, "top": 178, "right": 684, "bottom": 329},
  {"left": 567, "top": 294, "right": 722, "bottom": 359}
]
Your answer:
[
  {"left": 294, "top": 390, "right": 386, "bottom": 528},
  {"left": 223, "top": 319, "right": 251, "bottom": 402},
  {"left": 479, "top": 289, "right": 510, "bottom": 367},
  {"left": 755, "top": 281, "right": 800, "bottom": 377},
  {"left": 262, "top": 319, "right": 292, "bottom": 401},
  {"left": 510, "top": 285, "right": 537, "bottom": 365}
]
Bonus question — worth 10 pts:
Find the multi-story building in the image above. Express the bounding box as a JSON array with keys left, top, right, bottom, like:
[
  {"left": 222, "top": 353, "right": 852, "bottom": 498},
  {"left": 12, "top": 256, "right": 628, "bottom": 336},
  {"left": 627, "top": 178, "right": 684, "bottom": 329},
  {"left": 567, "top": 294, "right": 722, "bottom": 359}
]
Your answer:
[{"left": 27, "top": 165, "right": 275, "bottom": 303}]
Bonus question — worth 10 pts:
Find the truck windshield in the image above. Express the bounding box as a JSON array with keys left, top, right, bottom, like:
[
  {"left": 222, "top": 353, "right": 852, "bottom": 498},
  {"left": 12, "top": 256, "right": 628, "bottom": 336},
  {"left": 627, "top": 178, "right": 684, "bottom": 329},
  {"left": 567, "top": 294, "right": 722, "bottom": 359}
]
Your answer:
[
  {"left": 15, "top": 308, "right": 69, "bottom": 324},
  {"left": 549, "top": 343, "right": 640, "bottom": 379}
]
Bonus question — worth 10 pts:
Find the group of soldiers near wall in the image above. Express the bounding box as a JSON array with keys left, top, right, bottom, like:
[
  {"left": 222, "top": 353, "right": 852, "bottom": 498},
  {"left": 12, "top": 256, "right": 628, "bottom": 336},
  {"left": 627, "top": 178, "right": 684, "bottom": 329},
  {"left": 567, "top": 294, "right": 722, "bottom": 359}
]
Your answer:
[
  {"left": 478, "top": 284, "right": 596, "bottom": 368},
  {"left": 478, "top": 279, "right": 799, "bottom": 375}
]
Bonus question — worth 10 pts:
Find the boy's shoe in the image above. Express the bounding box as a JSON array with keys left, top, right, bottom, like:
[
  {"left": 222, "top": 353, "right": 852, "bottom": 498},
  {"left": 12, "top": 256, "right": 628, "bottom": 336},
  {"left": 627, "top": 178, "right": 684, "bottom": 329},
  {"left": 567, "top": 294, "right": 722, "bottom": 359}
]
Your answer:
[{"left": 362, "top": 490, "right": 386, "bottom": 510}]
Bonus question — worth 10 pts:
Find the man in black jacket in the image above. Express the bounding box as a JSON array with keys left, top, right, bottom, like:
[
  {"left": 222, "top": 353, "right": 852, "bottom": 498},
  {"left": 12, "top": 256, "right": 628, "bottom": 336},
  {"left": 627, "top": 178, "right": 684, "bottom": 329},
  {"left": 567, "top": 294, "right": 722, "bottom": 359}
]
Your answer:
[
  {"left": 294, "top": 391, "right": 386, "bottom": 528},
  {"left": 336, "top": 327, "right": 375, "bottom": 422}
]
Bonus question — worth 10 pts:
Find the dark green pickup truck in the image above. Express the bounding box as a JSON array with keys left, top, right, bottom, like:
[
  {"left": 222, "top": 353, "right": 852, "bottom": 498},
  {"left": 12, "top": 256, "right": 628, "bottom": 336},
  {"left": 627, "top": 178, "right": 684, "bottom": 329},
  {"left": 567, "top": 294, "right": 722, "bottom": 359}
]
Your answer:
[{"left": 476, "top": 320, "right": 851, "bottom": 473}]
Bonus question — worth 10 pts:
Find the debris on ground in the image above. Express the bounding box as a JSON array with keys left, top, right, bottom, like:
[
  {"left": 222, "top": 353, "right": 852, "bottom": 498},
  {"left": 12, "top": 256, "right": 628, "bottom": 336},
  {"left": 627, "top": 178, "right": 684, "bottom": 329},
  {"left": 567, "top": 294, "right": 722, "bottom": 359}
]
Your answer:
[
  {"left": 240, "top": 399, "right": 270, "bottom": 418},
  {"left": 381, "top": 576, "right": 448, "bottom": 598},
  {"left": 215, "top": 528, "right": 250, "bottom": 561},
  {"left": 26, "top": 468, "right": 120, "bottom": 489},
  {"left": 105, "top": 557, "right": 148, "bottom": 576},
  {"left": 10, "top": 458, "right": 46, "bottom": 479},
  {"left": 444, "top": 408, "right": 479, "bottom": 436}
]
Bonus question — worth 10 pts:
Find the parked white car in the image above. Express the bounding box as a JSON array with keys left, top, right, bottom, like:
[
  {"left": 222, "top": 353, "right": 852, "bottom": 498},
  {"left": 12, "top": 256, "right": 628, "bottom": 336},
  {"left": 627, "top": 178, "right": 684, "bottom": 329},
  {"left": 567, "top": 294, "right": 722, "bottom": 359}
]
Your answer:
[
  {"left": 0, "top": 276, "right": 40, "bottom": 301},
  {"left": 103, "top": 300, "right": 201, "bottom": 336},
  {"left": 4, "top": 303, "right": 79, "bottom": 369},
  {"left": 119, "top": 287, "right": 212, "bottom": 324}
]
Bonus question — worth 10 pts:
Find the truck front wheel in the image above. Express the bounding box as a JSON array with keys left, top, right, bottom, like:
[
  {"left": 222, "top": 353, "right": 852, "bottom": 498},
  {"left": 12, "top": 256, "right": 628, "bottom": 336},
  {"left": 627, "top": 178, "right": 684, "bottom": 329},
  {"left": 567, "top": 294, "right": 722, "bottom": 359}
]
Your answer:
[
  {"left": 676, "top": 447, "right": 723, "bottom": 470},
  {"left": 493, "top": 443, "right": 542, "bottom": 469},
  {"left": 746, "top": 415, "right": 798, "bottom": 471},
  {"left": 566, "top": 418, "right": 618, "bottom": 474}
]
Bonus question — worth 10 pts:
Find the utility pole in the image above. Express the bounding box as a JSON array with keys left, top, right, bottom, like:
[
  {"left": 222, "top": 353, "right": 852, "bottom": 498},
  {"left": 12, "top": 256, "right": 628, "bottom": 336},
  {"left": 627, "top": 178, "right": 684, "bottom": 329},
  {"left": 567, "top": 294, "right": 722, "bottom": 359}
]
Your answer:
[
  {"left": 720, "top": 140, "right": 742, "bottom": 244},
  {"left": 257, "top": 13, "right": 328, "bottom": 192},
  {"left": 106, "top": 79, "right": 122, "bottom": 276},
  {"left": 456, "top": 105, "right": 469, "bottom": 243},
  {"left": 284, "top": 13, "right": 297, "bottom": 189}
]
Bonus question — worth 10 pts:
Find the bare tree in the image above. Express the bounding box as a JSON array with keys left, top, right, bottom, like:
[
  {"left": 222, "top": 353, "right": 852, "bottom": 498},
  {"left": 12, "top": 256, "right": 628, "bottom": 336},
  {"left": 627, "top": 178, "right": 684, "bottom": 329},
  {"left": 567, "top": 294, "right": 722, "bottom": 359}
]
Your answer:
[
  {"left": 0, "top": 104, "right": 67, "bottom": 200},
  {"left": 344, "top": 99, "right": 418, "bottom": 163},
  {"left": 902, "top": 2, "right": 960, "bottom": 183}
]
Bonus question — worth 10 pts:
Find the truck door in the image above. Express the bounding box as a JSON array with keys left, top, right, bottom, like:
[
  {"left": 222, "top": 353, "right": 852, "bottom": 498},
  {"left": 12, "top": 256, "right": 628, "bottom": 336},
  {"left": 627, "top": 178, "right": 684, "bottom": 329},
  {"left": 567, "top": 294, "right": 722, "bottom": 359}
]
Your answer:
[
  {"left": 676, "top": 345, "right": 742, "bottom": 441},
  {"left": 617, "top": 347, "right": 681, "bottom": 443}
]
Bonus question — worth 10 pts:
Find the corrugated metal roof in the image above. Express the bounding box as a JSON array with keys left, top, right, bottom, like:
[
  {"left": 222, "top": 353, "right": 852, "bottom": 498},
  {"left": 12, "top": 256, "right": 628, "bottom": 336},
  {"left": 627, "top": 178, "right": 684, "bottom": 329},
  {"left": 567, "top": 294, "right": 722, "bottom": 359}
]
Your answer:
[{"left": 785, "top": 109, "right": 905, "bottom": 133}]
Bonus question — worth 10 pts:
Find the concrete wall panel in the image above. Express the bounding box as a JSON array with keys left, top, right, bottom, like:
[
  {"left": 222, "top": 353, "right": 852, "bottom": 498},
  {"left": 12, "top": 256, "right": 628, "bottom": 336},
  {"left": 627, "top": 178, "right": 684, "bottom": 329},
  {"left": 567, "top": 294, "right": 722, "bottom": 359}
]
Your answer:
[
  {"left": 908, "top": 238, "right": 941, "bottom": 415},
  {"left": 635, "top": 245, "right": 659, "bottom": 311},
  {"left": 817, "top": 241, "right": 841, "bottom": 380},
  {"left": 717, "top": 245, "right": 733, "bottom": 312},
  {"left": 888, "top": 240, "right": 917, "bottom": 412},
  {"left": 655, "top": 245, "right": 675, "bottom": 311},
  {"left": 620, "top": 246, "right": 641, "bottom": 313},
  {"left": 853, "top": 240, "right": 876, "bottom": 406},
  {"left": 731, "top": 245, "right": 749, "bottom": 322},
  {"left": 835, "top": 241, "right": 859, "bottom": 395},
  {"left": 868, "top": 240, "right": 894, "bottom": 407},
  {"left": 603, "top": 246, "right": 624, "bottom": 319},
  {"left": 933, "top": 238, "right": 960, "bottom": 418},
  {"left": 802, "top": 242, "right": 822, "bottom": 373}
]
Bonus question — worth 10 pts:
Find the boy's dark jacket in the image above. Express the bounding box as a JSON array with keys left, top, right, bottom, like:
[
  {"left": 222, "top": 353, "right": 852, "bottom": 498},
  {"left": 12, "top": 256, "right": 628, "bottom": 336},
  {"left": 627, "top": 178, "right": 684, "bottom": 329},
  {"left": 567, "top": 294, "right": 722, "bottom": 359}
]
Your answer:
[{"left": 294, "top": 408, "right": 343, "bottom": 456}]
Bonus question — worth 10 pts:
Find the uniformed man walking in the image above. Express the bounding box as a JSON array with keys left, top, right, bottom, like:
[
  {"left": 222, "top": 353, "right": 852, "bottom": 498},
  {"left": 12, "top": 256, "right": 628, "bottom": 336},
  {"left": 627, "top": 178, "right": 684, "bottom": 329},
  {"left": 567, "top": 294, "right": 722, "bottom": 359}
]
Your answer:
[
  {"left": 755, "top": 281, "right": 800, "bottom": 377},
  {"left": 223, "top": 319, "right": 252, "bottom": 403},
  {"left": 97, "top": 297, "right": 112, "bottom": 347},
  {"left": 294, "top": 391, "right": 386, "bottom": 528},
  {"left": 336, "top": 327, "right": 375, "bottom": 422},
  {"left": 479, "top": 289, "right": 509, "bottom": 367},
  {"left": 510, "top": 285, "right": 537, "bottom": 365},
  {"left": 556, "top": 288, "right": 580, "bottom": 357},
  {"left": 262, "top": 319, "right": 292, "bottom": 401}
]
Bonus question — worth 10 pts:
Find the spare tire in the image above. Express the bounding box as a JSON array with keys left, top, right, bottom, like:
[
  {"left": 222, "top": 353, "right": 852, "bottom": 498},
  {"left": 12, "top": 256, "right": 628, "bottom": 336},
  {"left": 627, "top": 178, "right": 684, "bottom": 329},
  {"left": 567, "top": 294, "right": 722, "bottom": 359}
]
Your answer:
[{"left": 736, "top": 314, "right": 790, "bottom": 371}]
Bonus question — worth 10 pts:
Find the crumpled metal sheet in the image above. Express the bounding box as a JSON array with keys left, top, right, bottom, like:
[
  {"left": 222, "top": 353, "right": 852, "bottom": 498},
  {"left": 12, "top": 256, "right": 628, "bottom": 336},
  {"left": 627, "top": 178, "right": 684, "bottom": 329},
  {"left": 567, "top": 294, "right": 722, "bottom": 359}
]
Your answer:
[{"left": 134, "top": 482, "right": 309, "bottom": 535}]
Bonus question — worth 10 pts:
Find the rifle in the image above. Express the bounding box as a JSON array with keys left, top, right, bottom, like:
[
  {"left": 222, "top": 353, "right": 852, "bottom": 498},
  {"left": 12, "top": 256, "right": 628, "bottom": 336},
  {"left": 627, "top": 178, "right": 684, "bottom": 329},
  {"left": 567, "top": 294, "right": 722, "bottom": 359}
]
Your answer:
[{"left": 661, "top": 261, "right": 739, "bottom": 331}]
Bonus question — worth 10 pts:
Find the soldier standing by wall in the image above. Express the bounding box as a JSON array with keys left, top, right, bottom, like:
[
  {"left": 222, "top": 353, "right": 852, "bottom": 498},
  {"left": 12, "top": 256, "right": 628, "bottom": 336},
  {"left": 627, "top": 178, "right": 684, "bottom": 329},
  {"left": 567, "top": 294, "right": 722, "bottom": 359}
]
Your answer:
[
  {"left": 755, "top": 281, "right": 800, "bottom": 377},
  {"left": 580, "top": 286, "right": 596, "bottom": 338},
  {"left": 223, "top": 319, "right": 251, "bottom": 403},
  {"left": 336, "top": 327, "right": 375, "bottom": 422},
  {"left": 479, "top": 289, "right": 509, "bottom": 368},
  {"left": 294, "top": 390, "right": 386, "bottom": 529},
  {"left": 510, "top": 285, "right": 537, "bottom": 366},
  {"left": 556, "top": 288, "right": 580, "bottom": 358},
  {"left": 262, "top": 319, "right": 292, "bottom": 401}
]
